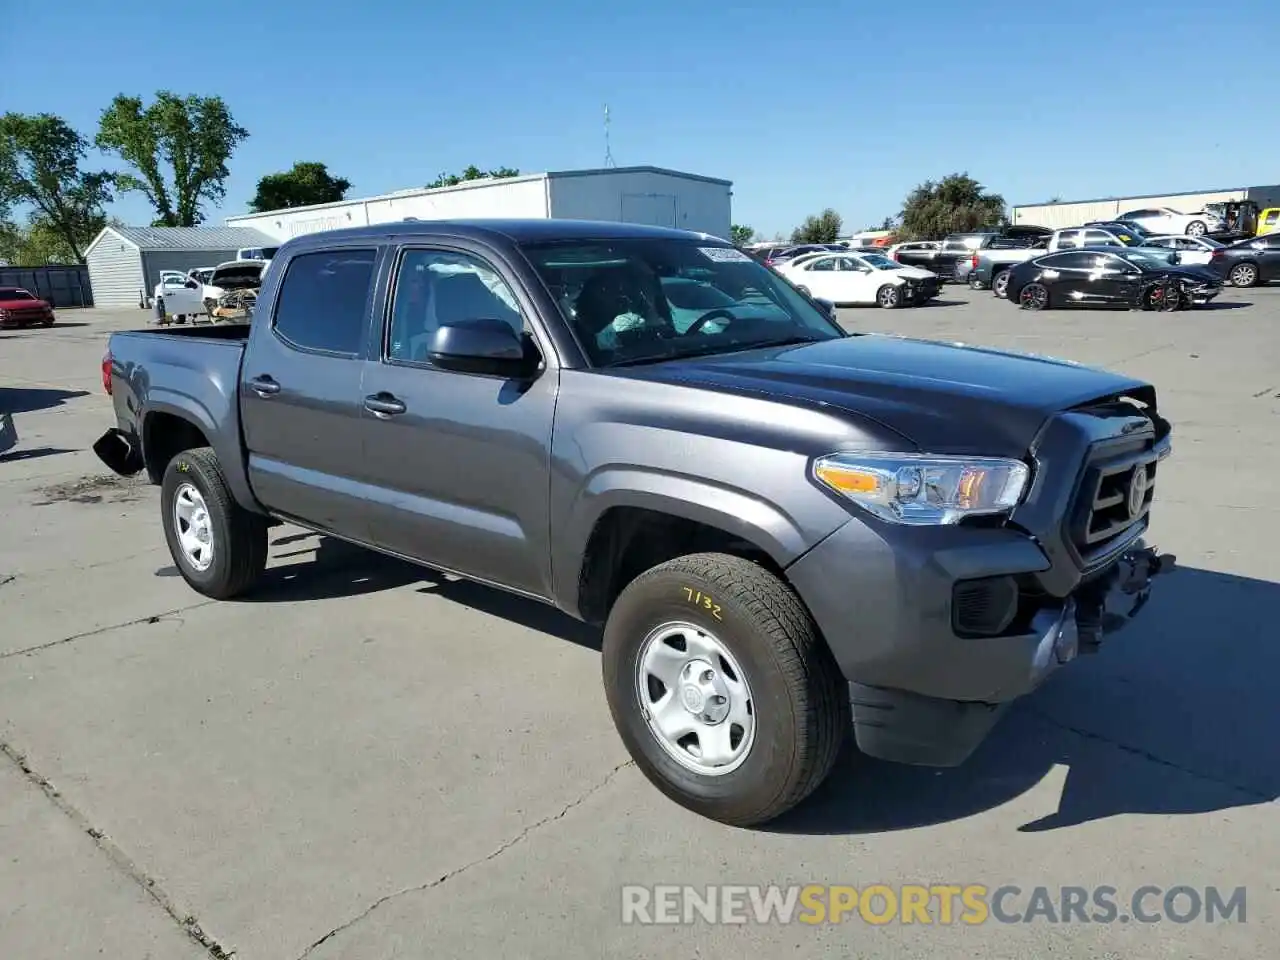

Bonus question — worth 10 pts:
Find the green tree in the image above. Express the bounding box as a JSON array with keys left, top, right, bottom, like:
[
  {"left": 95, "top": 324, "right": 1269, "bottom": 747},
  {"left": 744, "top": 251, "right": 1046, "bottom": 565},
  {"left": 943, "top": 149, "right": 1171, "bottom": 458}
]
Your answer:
[
  {"left": 898, "top": 173, "right": 1006, "bottom": 241},
  {"left": 0, "top": 113, "right": 112, "bottom": 262},
  {"left": 96, "top": 91, "right": 248, "bottom": 226},
  {"left": 249, "top": 161, "right": 351, "bottom": 213},
  {"left": 427, "top": 165, "right": 520, "bottom": 189},
  {"left": 791, "top": 208, "right": 843, "bottom": 244},
  {"left": 730, "top": 224, "right": 755, "bottom": 246}
]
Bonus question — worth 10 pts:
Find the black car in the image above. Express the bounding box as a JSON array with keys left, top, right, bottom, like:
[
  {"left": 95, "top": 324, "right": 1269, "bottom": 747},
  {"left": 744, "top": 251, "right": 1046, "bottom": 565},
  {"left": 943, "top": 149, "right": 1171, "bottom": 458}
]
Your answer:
[
  {"left": 1214, "top": 234, "right": 1280, "bottom": 287},
  {"left": 1006, "top": 246, "right": 1222, "bottom": 311}
]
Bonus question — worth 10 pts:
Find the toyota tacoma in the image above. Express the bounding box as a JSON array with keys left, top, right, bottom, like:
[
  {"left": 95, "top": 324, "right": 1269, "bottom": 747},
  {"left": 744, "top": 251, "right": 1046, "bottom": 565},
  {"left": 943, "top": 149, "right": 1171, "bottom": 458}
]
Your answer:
[{"left": 93, "top": 219, "right": 1175, "bottom": 826}]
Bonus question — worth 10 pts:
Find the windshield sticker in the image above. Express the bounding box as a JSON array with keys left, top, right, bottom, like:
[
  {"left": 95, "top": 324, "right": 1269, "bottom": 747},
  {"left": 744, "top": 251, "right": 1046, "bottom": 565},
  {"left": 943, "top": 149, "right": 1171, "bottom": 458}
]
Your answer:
[{"left": 699, "top": 246, "right": 752, "bottom": 263}]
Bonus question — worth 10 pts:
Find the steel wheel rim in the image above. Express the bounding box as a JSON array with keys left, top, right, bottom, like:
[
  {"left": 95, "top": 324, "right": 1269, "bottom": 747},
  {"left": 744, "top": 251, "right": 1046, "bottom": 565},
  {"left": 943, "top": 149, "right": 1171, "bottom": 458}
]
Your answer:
[
  {"left": 994, "top": 272, "right": 1010, "bottom": 297},
  {"left": 635, "top": 621, "right": 755, "bottom": 776},
  {"left": 1231, "top": 265, "right": 1255, "bottom": 285},
  {"left": 173, "top": 482, "right": 214, "bottom": 572},
  {"left": 879, "top": 286, "right": 899, "bottom": 307},
  {"left": 1021, "top": 284, "right": 1047, "bottom": 309}
]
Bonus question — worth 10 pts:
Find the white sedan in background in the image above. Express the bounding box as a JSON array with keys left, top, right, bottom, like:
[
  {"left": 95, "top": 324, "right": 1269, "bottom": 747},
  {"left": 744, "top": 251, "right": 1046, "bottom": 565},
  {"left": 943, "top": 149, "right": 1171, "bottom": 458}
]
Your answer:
[
  {"left": 777, "top": 251, "right": 940, "bottom": 308},
  {"left": 1138, "top": 234, "right": 1226, "bottom": 265},
  {"left": 1118, "top": 206, "right": 1225, "bottom": 237}
]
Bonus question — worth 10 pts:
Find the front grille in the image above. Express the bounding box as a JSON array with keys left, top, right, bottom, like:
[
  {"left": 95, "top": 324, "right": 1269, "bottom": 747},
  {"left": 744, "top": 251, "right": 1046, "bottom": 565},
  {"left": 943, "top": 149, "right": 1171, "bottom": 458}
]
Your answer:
[{"left": 1067, "top": 436, "right": 1162, "bottom": 566}]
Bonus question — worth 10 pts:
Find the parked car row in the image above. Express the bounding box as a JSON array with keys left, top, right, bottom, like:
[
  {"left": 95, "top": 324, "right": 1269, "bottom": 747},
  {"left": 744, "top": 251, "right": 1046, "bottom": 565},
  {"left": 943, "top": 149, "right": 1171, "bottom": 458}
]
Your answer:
[{"left": 774, "top": 249, "right": 941, "bottom": 308}]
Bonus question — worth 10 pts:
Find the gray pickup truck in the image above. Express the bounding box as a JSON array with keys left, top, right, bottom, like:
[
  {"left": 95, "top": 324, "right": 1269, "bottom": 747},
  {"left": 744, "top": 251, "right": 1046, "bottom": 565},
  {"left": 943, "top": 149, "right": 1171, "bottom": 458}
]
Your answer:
[{"left": 93, "top": 219, "right": 1175, "bottom": 826}]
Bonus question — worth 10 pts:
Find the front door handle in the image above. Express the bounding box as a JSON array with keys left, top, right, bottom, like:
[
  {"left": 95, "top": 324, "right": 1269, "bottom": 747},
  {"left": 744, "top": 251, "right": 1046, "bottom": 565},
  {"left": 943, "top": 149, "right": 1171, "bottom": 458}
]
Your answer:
[
  {"left": 248, "top": 375, "right": 280, "bottom": 397},
  {"left": 364, "top": 393, "right": 407, "bottom": 418}
]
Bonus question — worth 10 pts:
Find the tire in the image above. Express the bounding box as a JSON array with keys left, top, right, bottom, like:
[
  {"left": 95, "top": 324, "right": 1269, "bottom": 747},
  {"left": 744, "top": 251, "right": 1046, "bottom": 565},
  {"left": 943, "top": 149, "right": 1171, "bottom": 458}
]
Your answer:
[
  {"left": 992, "top": 270, "right": 1011, "bottom": 299},
  {"left": 204, "top": 298, "right": 217, "bottom": 318},
  {"left": 1018, "top": 282, "right": 1050, "bottom": 311},
  {"left": 876, "top": 284, "right": 901, "bottom": 308},
  {"left": 1141, "top": 281, "right": 1182, "bottom": 312},
  {"left": 601, "top": 553, "right": 848, "bottom": 827},
  {"left": 160, "top": 446, "right": 268, "bottom": 599},
  {"left": 1185, "top": 220, "right": 1207, "bottom": 237},
  {"left": 1229, "top": 262, "right": 1259, "bottom": 287}
]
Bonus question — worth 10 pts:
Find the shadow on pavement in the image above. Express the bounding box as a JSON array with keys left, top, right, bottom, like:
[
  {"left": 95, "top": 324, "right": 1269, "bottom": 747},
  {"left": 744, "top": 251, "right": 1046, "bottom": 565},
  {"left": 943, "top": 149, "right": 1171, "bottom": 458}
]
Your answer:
[
  {"left": 0, "top": 388, "right": 90, "bottom": 415},
  {"left": 1197, "top": 301, "right": 1251, "bottom": 310},
  {"left": 0, "top": 446, "right": 76, "bottom": 464},
  {"left": 185, "top": 531, "right": 1280, "bottom": 835},
  {"left": 231, "top": 535, "right": 602, "bottom": 650},
  {"left": 770, "top": 565, "right": 1279, "bottom": 835}
]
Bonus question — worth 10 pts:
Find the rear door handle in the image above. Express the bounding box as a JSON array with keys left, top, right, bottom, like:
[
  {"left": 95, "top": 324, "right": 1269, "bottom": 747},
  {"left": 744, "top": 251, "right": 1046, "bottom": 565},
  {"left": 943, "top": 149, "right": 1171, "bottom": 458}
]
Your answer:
[
  {"left": 248, "top": 375, "right": 280, "bottom": 397},
  {"left": 364, "top": 393, "right": 407, "bottom": 418}
]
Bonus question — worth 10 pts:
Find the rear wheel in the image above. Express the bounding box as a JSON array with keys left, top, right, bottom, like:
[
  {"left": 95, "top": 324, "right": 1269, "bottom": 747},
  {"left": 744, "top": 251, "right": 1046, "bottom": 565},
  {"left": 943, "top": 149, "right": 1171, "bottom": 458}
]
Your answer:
[
  {"left": 1229, "top": 262, "right": 1259, "bottom": 287},
  {"left": 1185, "top": 220, "right": 1207, "bottom": 237},
  {"left": 160, "top": 446, "right": 268, "bottom": 599},
  {"left": 992, "top": 270, "right": 1011, "bottom": 299},
  {"left": 602, "top": 553, "right": 848, "bottom": 827},
  {"left": 876, "top": 284, "right": 901, "bottom": 308},
  {"left": 1019, "top": 282, "right": 1050, "bottom": 311}
]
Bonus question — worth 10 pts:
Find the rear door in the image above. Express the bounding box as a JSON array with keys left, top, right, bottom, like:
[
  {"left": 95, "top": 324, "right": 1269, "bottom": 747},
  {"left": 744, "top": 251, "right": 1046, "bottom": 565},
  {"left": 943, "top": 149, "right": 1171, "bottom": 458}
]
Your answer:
[
  {"left": 355, "top": 242, "right": 559, "bottom": 597},
  {"left": 239, "top": 245, "right": 384, "bottom": 539}
]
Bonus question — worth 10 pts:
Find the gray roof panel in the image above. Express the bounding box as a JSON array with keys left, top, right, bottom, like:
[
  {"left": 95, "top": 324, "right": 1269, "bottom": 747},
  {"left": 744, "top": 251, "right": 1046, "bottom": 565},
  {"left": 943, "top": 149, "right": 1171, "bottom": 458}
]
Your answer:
[{"left": 107, "top": 225, "right": 279, "bottom": 251}]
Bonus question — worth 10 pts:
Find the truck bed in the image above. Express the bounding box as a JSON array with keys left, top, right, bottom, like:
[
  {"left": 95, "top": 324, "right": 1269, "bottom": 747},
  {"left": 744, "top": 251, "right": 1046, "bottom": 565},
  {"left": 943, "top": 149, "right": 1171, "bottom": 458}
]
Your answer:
[{"left": 123, "top": 322, "right": 252, "bottom": 342}]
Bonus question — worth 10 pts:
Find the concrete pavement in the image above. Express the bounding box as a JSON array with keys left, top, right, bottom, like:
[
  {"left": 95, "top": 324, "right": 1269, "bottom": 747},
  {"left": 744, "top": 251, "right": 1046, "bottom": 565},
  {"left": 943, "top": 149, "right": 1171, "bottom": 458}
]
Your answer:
[{"left": 1, "top": 293, "right": 1276, "bottom": 958}]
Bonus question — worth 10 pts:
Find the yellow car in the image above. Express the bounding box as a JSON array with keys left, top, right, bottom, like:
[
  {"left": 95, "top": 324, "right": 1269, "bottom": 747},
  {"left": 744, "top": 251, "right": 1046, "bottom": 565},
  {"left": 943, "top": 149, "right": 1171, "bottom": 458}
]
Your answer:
[{"left": 1258, "top": 207, "right": 1280, "bottom": 236}]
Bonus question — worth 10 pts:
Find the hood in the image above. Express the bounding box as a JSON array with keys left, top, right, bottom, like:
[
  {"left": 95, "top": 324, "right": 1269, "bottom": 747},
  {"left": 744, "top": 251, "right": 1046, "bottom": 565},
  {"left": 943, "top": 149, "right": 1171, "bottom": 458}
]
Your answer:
[
  {"left": 881, "top": 266, "right": 936, "bottom": 280},
  {"left": 614, "top": 334, "right": 1150, "bottom": 457},
  {"left": 209, "top": 260, "right": 265, "bottom": 290},
  {"left": 0, "top": 294, "right": 49, "bottom": 310},
  {"left": 1162, "top": 263, "right": 1221, "bottom": 283}
]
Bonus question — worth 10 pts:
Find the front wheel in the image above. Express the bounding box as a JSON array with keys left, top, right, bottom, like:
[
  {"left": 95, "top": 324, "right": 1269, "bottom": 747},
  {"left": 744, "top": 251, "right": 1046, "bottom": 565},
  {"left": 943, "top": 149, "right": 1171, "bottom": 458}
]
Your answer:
[
  {"left": 876, "top": 284, "right": 902, "bottom": 308},
  {"left": 1142, "top": 282, "right": 1183, "bottom": 312},
  {"left": 1018, "top": 282, "right": 1050, "bottom": 310},
  {"left": 160, "top": 446, "right": 268, "bottom": 599},
  {"left": 601, "top": 553, "right": 848, "bottom": 827},
  {"left": 1185, "top": 220, "right": 1207, "bottom": 237}
]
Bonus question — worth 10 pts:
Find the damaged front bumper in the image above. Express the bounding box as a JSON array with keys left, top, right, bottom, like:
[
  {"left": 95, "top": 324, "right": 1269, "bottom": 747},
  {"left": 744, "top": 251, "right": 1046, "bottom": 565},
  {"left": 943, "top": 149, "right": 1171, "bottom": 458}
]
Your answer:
[{"left": 839, "top": 541, "right": 1175, "bottom": 768}]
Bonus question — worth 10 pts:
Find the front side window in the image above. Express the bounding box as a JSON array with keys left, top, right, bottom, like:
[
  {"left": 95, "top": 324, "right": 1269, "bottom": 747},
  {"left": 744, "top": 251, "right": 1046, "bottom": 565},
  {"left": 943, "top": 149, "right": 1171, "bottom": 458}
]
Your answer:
[
  {"left": 519, "top": 239, "right": 843, "bottom": 365},
  {"left": 386, "top": 249, "right": 525, "bottom": 364},
  {"left": 272, "top": 248, "right": 377, "bottom": 355}
]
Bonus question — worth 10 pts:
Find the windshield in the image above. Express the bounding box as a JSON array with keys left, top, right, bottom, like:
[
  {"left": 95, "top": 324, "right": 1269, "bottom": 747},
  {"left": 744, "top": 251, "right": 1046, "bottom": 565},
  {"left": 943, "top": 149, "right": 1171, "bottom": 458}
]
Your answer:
[
  {"left": 0, "top": 288, "right": 35, "bottom": 300},
  {"left": 1199, "top": 237, "right": 1226, "bottom": 249},
  {"left": 1119, "top": 249, "right": 1178, "bottom": 268},
  {"left": 858, "top": 253, "right": 901, "bottom": 270},
  {"left": 520, "top": 239, "right": 844, "bottom": 367}
]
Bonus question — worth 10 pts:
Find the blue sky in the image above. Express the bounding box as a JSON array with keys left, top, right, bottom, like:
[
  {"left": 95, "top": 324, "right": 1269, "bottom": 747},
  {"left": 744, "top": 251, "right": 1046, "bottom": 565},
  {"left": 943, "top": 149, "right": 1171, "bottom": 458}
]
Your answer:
[{"left": 5, "top": 0, "right": 1278, "bottom": 238}]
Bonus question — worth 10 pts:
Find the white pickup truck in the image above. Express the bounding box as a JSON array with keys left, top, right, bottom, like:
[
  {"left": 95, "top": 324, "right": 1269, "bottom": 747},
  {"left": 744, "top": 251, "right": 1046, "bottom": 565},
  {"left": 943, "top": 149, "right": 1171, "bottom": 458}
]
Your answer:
[{"left": 153, "top": 261, "right": 265, "bottom": 324}]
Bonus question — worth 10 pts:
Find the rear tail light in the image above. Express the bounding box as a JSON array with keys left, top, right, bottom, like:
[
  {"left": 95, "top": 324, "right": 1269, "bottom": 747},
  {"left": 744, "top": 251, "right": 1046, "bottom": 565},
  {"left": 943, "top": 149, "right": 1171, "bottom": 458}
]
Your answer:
[
  {"left": 971, "top": 253, "right": 980, "bottom": 270},
  {"left": 1210, "top": 249, "right": 1224, "bottom": 258},
  {"left": 101, "top": 351, "right": 113, "bottom": 395}
]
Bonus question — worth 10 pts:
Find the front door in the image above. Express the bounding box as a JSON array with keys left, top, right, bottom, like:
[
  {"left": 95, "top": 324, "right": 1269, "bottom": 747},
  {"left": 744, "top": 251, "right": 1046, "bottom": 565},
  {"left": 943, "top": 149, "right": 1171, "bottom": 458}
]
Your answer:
[
  {"left": 239, "top": 245, "right": 383, "bottom": 540},
  {"left": 355, "top": 244, "right": 558, "bottom": 598}
]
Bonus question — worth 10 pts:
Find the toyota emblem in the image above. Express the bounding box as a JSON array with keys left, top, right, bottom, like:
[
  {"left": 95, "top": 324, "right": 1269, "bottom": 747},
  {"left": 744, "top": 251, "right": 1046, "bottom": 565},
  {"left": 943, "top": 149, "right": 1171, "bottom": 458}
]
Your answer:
[{"left": 1127, "top": 467, "right": 1148, "bottom": 518}]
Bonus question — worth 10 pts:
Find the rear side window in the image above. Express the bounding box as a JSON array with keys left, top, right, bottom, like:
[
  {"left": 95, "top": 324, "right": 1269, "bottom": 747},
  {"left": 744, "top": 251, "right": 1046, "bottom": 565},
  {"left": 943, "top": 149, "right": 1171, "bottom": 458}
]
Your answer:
[
  {"left": 1264, "top": 210, "right": 1279, "bottom": 226},
  {"left": 273, "top": 249, "right": 378, "bottom": 355}
]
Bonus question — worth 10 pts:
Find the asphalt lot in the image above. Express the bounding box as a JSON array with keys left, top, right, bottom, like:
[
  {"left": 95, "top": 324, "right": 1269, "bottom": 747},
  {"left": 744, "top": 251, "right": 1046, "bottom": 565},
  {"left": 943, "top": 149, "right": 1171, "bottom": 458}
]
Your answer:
[{"left": 2, "top": 286, "right": 1277, "bottom": 959}]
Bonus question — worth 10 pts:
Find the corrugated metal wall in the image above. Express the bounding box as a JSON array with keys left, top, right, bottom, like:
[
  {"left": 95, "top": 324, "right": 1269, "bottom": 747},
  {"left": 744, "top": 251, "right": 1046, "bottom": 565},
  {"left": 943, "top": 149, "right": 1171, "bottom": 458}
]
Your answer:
[
  {"left": 0, "top": 266, "right": 92, "bottom": 308},
  {"left": 85, "top": 233, "right": 146, "bottom": 308},
  {"left": 1013, "top": 190, "right": 1248, "bottom": 229},
  {"left": 141, "top": 250, "right": 242, "bottom": 292}
]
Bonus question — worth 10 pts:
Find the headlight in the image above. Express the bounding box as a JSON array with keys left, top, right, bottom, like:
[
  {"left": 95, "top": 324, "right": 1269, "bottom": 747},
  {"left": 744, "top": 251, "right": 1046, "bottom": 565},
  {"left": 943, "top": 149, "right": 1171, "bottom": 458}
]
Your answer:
[{"left": 813, "top": 452, "right": 1030, "bottom": 525}]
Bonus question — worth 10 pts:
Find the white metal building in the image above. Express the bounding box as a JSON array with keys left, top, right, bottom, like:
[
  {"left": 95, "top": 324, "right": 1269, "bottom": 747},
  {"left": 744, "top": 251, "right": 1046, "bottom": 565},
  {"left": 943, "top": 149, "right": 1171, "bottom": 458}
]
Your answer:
[
  {"left": 84, "top": 225, "right": 280, "bottom": 308},
  {"left": 225, "top": 166, "right": 733, "bottom": 242},
  {"left": 1012, "top": 184, "right": 1280, "bottom": 230}
]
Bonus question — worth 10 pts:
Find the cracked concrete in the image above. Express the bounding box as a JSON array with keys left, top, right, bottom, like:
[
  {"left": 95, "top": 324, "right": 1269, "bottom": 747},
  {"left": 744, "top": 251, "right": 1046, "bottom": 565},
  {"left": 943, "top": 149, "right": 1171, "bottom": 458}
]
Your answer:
[
  {"left": 2, "top": 299, "right": 1278, "bottom": 959},
  {"left": 299, "top": 760, "right": 635, "bottom": 958}
]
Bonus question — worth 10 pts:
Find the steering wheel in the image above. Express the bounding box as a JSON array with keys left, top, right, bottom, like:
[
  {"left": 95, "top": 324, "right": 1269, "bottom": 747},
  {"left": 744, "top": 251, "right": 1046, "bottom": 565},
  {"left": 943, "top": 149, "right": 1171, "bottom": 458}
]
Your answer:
[{"left": 684, "top": 308, "right": 738, "bottom": 336}]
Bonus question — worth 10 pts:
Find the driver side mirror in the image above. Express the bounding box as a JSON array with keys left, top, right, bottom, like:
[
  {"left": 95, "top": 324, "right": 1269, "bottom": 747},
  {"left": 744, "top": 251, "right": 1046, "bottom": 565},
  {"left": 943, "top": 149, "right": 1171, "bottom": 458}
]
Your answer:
[{"left": 428, "top": 319, "right": 539, "bottom": 379}]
